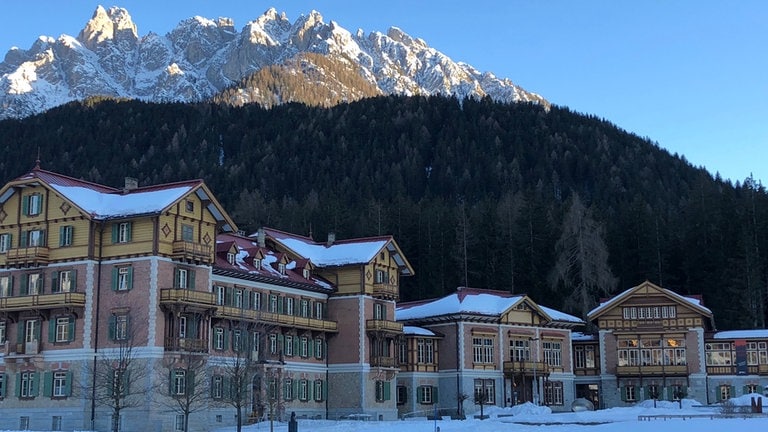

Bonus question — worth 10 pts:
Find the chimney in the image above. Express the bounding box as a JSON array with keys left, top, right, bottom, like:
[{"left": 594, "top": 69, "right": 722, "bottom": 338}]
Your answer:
[
  {"left": 257, "top": 228, "right": 266, "bottom": 247},
  {"left": 326, "top": 232, "right": 336, "bottom": 247},
  {"left": 123, "top": 177, "right": 138, "bottom": 193}
]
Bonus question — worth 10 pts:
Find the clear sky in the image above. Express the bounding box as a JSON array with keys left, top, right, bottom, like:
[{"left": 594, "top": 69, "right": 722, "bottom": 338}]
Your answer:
[{"left": 1, "top": 1, "right": 766, "bottom": 185}]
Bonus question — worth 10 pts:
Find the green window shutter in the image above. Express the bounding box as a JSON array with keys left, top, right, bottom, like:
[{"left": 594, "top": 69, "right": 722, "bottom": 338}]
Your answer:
[
  {"left": 417, "top": 386, "right": 424, "bottom": 403},
  {"left": 187, "top": 370, "right": 196, "bottom": 395},
  {"left": 308, "top": 339, "right": 314, "bottom": 357},
  {"left": 243, "top": 291, "right": 250, "bottom": 309},
  {"left": 433, "top": 386, "right": 439, "bottom": 404},
  {"left": 43, "top": 371, "right": 52, "bottom": 397},
  {"left": 189, "top": 270, "right": 196, "bottom": 289},
  {"left": 58, "top": 226, "right": 65, "bottom": 246},
  {"left": 225, "top": 287, "right": 233, "bottom": 306},
  {"left": 34, "top": 320, "right": 41, "bottom": 341},
  {"left": 620, "top": 386, "right": 628, "bottom": 402},
  {"left": 223, "top": 328, "right": 229, "bottom": 350},
  {"left": 126, "top": 267, "right": 133, "bottom": 290},
  {"left": 51, "top": 271, "right": 59, "bottom": 293},
  {"left": 125, "top": 315, "right": 132, "bottom": 338},
  {"left": 20, "top": 274, "right": 28, "bottom": 295},
  {"left": 188, "top": 316, "right": 199, "bottom": 339},
  {"left": 48, "top": 319, "right": 56, "bottom": 343},
  {"left": 68, "top": 318, "right": 76, "bottom": 342},
  {"left": 64, "top": 371, "right": 72, "bottom": 396},
  {"left": 22, "top": 195, "right": 29, "bottom": 216},
  {"left": 124, "top": 370, "right": 132, "bottom": 395},
  {"left": 30, "top": 372, "right": 39, "bottom": 397},
  {"left": 15, "top": 372, "right": 21, "bottom": 397},
  {"left": 19, "top": 231, "right": 27, "bottom": 248},
  {"left": 384, "top": 381, "right": 391, "bottom": 401},
  {"left": 111, "top": 268, "right": 118, "bottom": 291},
  {"left": 278, "top": 296, "right": 284, "bottom": 314},
  {"left": 111, "top": 224, "right": 119, "bottom": 243},
  {"left": 294, "top": 337, "right": 300, "bottom": 355},
  {"left": 323, "top": 380, "right": 328, "bottom": 401},
  {"left": 108, "top": 316, "right": 116, "bottom": 340},
  {"left": 17, "top": 322, "right": 24, "bottom": 344},
  {"left": 126, "top": 222, "right": 132, "bottom": 242},
  {"left": 71, "top": 269, "right": 77, "bottom": 292},
  {"left": 0, "top": 373, "right": 6, "bottom": 398},
  {"left": 169, "top": 369, "right": 175, "bottom": 394},
  {"left": 37, "top": 275, "right": 44, "bottom": 294},
  {"left": 174, "top": 268, "right": 180, "bottom": 288},
  {"left": 222, "top": 376, "right": 231, "bottom": 399},
  {"left": 40, "top": 230, "right": 46, "bottom": 246},
  {"left": 8, "top": 275, "right": 13, "bottom": 296}
]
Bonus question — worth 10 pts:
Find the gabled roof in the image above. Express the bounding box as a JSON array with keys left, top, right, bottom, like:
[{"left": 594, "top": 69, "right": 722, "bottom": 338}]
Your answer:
[
  {"left": 587, "top": 280, "right": 713, "bottom": 321},
  {"left": 396, "top": 287, "right": 583, "bottom": 326},
  {"left": 262, "top": 227, "right": 414, "bottom": 276},
  {"left": 1, "top": 166, "right": 237, "bottom": 231},
  {"left": 214, "top": 233, "right": 333, "bottom": 293}
]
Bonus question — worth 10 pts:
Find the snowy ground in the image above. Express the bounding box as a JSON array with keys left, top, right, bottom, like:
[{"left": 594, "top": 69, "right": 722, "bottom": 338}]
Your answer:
[{"left": 212, "top": 394, "right": 768, "bottom": 432}]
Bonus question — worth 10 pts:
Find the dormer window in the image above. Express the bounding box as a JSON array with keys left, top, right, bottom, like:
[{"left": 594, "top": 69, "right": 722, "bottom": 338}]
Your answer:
[
  {"left": 185, "top": 200, "right": 194, "bottom": 213},
  {"left": 375, "top": 269, "right": 388, "bottom": 284},
  {"left": 253, "top": 258, "right": 261, "bottom": 269},
  {"left": 23, "top": 193, "right": 43, "bottom": 216},
  {"left": 303, "top": 268, "right": 310, "bottom": 279},
  {"left": 278, "top": 263, "right": 286, "bottom": 275},
  {"left": 227, "top": 253, "right": 235, "bottom": 264}
]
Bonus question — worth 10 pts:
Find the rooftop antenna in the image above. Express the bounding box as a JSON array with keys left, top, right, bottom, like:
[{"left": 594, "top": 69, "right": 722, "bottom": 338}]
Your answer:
[{"left": 34, "top": 147, "right": 41, "bottom": 169}]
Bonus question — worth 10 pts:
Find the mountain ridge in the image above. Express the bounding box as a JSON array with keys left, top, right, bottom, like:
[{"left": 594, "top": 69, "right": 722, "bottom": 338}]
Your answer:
[{"left": 0, "top": 5, "right": 548, "bottom": 119}]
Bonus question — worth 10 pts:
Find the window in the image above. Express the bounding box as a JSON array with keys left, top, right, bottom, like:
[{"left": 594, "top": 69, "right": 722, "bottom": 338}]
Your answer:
[
  {"left": 52, "top": 415, "right": 62, "bottom": 431},
  {"left": 24, "top": 273, "right": 42, "bottom": 295},
  {"left": 671, "top": 384, "right": 686, "bottom": 400},
  {"left": 20, "top": 417, "right": 30, "bottom": 430},
  {"left": 474, "top": 379, "right": 495, "bottom": 404},
  {"left": 20, "top": 372, "right": 36, "bottom": 398},
  {"left": 172, "top": 370, "right": 186, "bottom": 396},
  {"left": 185, "top": 200, "right": 194, "bottom": 213},
  {"left": 300, "top": 299, "right": 309, "bottom": 317},
  {"left": 232, "top": 330, "right": 242, "bottom": 352},
  {"left": 543, "top": 340, "right": 562, "bottom": 367},
  {"left": 0, "top": 276, "right": 11, "bottom": 297},
  {"left": 25, "top": 229, "right": 45, "bottom": 247},
  {"left": 473, "top": 337, "right": 494, "bottom": 364},
  {"left": 398, "top": 339, "right": 408, "bottom": 364},
  {"left": 719, "top": 385, "right": 731, "bottom": 401},
  {"left": 0, "top": 321, "right": 6, "bottom": 344},
  {"left": 314, "top": 380, "right": 324, "bottom": 401},
  {"left": 269, "top": 295, "right": 278, "bottom": 313},
  {"left": 300, "top": 337, "right": 308, "bottom": 357},
  {"left": 111, "top": 314, "right": 130, "bottom": 341},
  {"left": 175, "top": 268, "right": 194, "bottom": 289},
  {"left": 213, "top": 328, "right": 224, "bottom": 350},
  {"left": 227, "top": 252, "right": 235, "bottom": 264},
  {"left": 315, "top": 302, "right": 324, "bottom": 319},
  {"left": 174, "top": 414, "right": 185, "bottom": 431},
  {"left": 0, "top": 373, "right": 5, "bottom": 398},
  {"left": 544, "top": 381, "right": 564, "bottom": 406},
  {"left": 252, "top": 291, "right": 261, "bottom": 310},
  {"left": 113, "top": 266, "right": 133, "bottom": 291},
  {"left": 286, "top": 297, "right": 294, "bottom": 315},
  {"left": 417, "top": 338, "right": 435, "bottom": 364},
  {"left": 278, "top": 263, "right": 286, "bottom": 275},
  {"left": 285, "top": 335, "right": 293, "bottom": 356},
  {"left": 315, "top": 338, "right": 324, "bottom": 359},
  {"left": 0, "top": 233, "right": 11, "bottom": 252},
  {"left": 181, "top": 224, "right": 193, "bottom": 242},
  {"left": 747, "top": 342, "right": 768, "bottom": 365},
  {"left": 178, "top": 316, "right": 187, "bottom": 338},
  {"left": 283, "top": 378, "right": 293, "bottom": 400},
  {"left": 269, "top": 334, "right": 277, "bottom": 354},
  {"left": 216, "top": 286, "right": 225, "bottom": 305},
  {"left": 54, "top": 317, "right": 73, "bottom": 342},
  {"left": 211, "top": 375, "right": 223, "bottom": 399},
  {"left": 303, "top": 268, "right": 310, "bottom": 279},
  {"left": 298, "top": 379, "right": 309, "bottom": 401},
  {"left": 234, "top": 290, "right": 243, "bottom": 308},
  {"left": 375, "top": 380, "right": 391, "bottom": 402},
  {"left": 623, "top": 385, "right": 636, "bottom": 402},
  {"left": 417, "top": 385, "right": 435, "bottom": 404},
  {"left": 575, "top": 345, "right": 596, "bottom": 369},
  {"left": 53, "top": 270, "right": 75, "bottom": 293},
  {"left": 397, "top": 386, "right": 408, "bottom": 404},
  {"left": 374, "top": 303, "right": 386, "bottom": 320},
  {"left": 59, "top": 225, "right": 73, "bottom": 247},
  {"left": 375, "top": 269, "right": 388, "bottom": 284},
  {"left": 52, "top": 371, "right": 68, "bottom": 397},
  {"left": 25, "top": 320, "right": 39, "bottom": 343},
  {"left": 252, "top": 332, "right": 261, "bottom": 356},
  {"left": 113, "top": 222, "right": 132, "bottom": 243},
  {"left": 24, "top": 193, "right": 43, "bottom": 216}
]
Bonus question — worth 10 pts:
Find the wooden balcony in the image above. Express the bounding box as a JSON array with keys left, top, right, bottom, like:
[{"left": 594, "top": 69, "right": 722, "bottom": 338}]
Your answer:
[
  {"left": 164, "top": 337, "right": 208, "bottom": 353},
  {"left": 574, "top": 368, "right": 601, "bottom": 376},
  {"left": 160, "top": 289, "right": 216, "bottom": 308},
  {"left": 214, "top": 306, "right": 338, "bottom": 332},
  {"left": 5, "top": 246, "right": 50, "bottom": 267},
  {"left": 171, "top": 241, "right": 213, "bottom": 264},
  {"left": 0, "top": 292, "right": 86, "bottom": 312},
  {"left": 706, "top": 364, "right": 768, "bottom": 375},
  {"left": 503, "top": 360, "right": 549, "bottom": 375},
  {"left": 615, "top": 364, "right": 688, "bottom": 376},
  {"left": 370, "top": 356, "right": 398, "bottom": 368},
  {"left": 366, "top": 319, "right": 403, "bottom": 335},
  {"left": 372, "top": 282, "right": 399, "bottom": 300}
]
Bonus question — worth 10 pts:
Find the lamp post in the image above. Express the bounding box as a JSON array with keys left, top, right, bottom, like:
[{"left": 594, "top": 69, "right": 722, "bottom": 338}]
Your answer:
[{"left": 530, "top": 337, "right": 540, "bottom": 405}]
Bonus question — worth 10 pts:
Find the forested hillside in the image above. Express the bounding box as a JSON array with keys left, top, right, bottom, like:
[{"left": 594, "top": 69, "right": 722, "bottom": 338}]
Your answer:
[{"left": 0, "top": 95, "right": 765, "bottom": 329}]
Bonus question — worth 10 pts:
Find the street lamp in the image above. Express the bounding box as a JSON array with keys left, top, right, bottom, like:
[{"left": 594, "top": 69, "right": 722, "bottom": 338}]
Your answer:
[{"left": 529, "top": 337, "right": 540, "bottom": 405}]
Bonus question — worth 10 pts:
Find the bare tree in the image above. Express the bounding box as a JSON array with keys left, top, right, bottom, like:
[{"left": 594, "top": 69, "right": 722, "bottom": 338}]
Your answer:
[
  {"left": 549, "top": 193, "right": 618, "bottom": 323},
  {"left": 156, "top": 350, "right": 210, "bottom": 432},
  {"left": 87, "top": 311, "right": 150, "bottom": 432}
]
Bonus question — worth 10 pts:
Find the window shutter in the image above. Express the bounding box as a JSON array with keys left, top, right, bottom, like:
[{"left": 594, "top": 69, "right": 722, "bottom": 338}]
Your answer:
[
  {"left": 433, "top": 386, "right": 439, "bottom": 403},
  {"left": 22, "top": 195, "right": 29, "bottom": 216},
  {"left": 68, "top": 318, "right": 76, "bottom": 342},
  {"left": 243, "top": 290, "right": 250, "bottom": 309},
  {"left": 14, "top": 372, "right": 21, "bottom": 397},
  {"left": 417, "top": 386, "right": 424, "bottom": 403},
  {"left": 189, "top": 270, "right": 195, "bottom": 289},
  {"left": 620, "top": 386, "right": 628, "bottom": 402},
  {"left": 126, "top": 267, "right": 133, "bottom": 290},
  {"left": 174, "top": 268, "right": 180, "bottom": 289},
  {"left": 323, "top": 379, "right": 328, "bottom": 401},
  {"left": 40, "top": 230, "right": 47, "bottom": 247},
  {"left": 8, "top": 275, "right": 13, "bottom": 296},
  {"left": 278, "top": 296, "right": 284, "bottom": 314},
  {"left": 294, "top": 336, "right": 299, "bottom": 355},
  {"left": 225, "top": 287, "right": 233, "bottom": 306},
  {"left": 0, "top": 373, "right": 6, "bottom": 398},
  {"left": 71, "top": 270, "right": 77, "bottom": 292},
  {"left": 17, "top": 322, "right": 24, "bottom": 344},
  {"left": 384, "top": 381, "right": 391, "bottom": 401},
  {"left": 124, "top": 370, "right": 132, "bottom": 395},
  {"left": 126, "top": 222, "right": 132, "bottom": 242},
  {"left": 20, "top": 274, "right": 28, "bottom": 295},
  {"left": 108, "top": 316, "right": 116, "bottom": 340},
  {"left": 59, "top": 226, "right": 66, "bottom": 246},
  {"left": 111, "top": 268, "right": 118, "bottom": 291},
  {"left": 37, "top": 275, "right": 44, "bottom": 294},
  {"left": 30, "top": 372, "right": 39, "bottom": 397},
  {"left": 64, "top": 371, "right": 72, "bottom": 396},
  {"left": 125, "top": 315, "right": 132, "bottom": 338},
  {"left": 43, "top": 371, "right": 52, "bottom": 397},
  {"left": 51, "top": 271, "right": 59, "bottom": 293},
  {"left": 111, "top": 224, "right": 119, "bottom": 243},
  {"left": 187, "top": 370, "right": 196, "bottom": 394},
  {"left": 169, "top": 369, "right": 175, "bottom": 394},
  {"left": 34, "top": 320, "right": 41, "bottom": 341},
  {"left": 223, "top": 328, "right": 229, "bottom": 350},
  {"left": 20, "top": 231, "right": 27, "bottom": 248},
  {"left": 48, "top": 319, "right": 56, "bottom": 343},
  {"left": 222, "top": 376, "right": 231, "bottom": 399}
]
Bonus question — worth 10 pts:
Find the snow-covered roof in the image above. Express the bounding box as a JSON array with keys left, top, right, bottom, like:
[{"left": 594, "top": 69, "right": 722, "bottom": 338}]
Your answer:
[
  {"left": 588, "top": 281, "right": 712, "bottom": 319},
  {"left": 50, "top": 183, "right": 193, "bottom": 218},
  {"left": 403, "top": 326, "right": 438, "bottom": 336},
  {"left": 396, "top": 287, "right": 583, "bottom": 326},
  {"left": 712, "top": 329, "right": 768, "bottom": 339},
  {"left": 571, "top": 332, "right": 597, "bottom": 341}
]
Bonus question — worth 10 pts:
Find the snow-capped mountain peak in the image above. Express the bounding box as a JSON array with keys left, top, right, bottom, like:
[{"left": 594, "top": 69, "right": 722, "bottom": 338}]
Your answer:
[{"left": 0, "top": 6, "right": 547, "bottom": 119}]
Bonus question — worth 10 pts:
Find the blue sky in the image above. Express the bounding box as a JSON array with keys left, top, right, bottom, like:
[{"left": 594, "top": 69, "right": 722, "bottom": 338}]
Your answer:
[{"left": 1, "top": 1, "right": 766, "bottom": 185}]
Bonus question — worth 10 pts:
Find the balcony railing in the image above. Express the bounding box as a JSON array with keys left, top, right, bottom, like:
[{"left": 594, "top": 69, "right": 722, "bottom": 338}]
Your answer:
[
  {"left": 503, "top": 360, "right": 549, "bottom": 375},
  {"left": 164, "top": 337, "right": 208, "bottom": 353},
  {"left": 0, "top": 292, "right": 86, "bottom": 311},
  {"left": 171, "top": 241, "right": 213, "bottom": 264},
  {"left": 214, "top": 306, "right": 338, "bottom": 332},
  {"left": 160, "top": 289, "right": 216, "bottom": 307},
  {"left": 365, "top": 319, "right": 403, "bottom": 334},
  {"left": 370, "top": 356, "right": 397, "bottom": 368},
  {"left": 371, "top": 283, "right": 399, "bottom": 300},
  {"left": 615, "top": 364, "right": 688, "bottom": 376},
  {"left": 5, "top": 246, "right": 50, "bottom": 266},
  {"left": 706, "top": 364, "right": 768, "bottom": 375}
]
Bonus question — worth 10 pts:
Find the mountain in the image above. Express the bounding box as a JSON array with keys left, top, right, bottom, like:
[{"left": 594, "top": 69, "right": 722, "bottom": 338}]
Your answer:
[{"left": 0, "top": 6, "right": 547, "bottom": 119}]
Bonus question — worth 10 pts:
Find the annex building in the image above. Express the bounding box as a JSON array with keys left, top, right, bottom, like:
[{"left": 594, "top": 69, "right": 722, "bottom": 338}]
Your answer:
[{"left": 0, "top": 166, "right": 767, "bottom": 431}]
